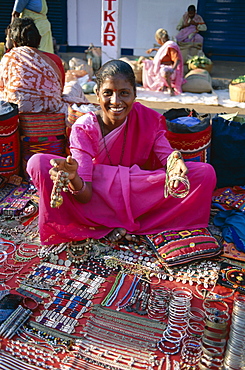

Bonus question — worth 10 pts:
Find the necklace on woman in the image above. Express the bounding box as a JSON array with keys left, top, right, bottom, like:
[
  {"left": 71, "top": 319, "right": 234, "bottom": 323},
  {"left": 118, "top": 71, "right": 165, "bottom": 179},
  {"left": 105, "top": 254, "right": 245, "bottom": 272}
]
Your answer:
[{"left": 99, "top": 117, "right": 128, "bottom": 166}]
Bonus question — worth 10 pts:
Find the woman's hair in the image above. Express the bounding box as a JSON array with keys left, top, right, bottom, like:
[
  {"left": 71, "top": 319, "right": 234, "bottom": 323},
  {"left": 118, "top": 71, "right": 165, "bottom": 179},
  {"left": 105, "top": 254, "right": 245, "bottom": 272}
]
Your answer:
[
  {"left": 95, "top": 59, "right": 136, "bottom": 94},
  {"left": 155, "top": 28, "right": 169, "bottom": 43},
  {"left": 9, "top": 17, "right": 41, "bottom": 48},
  {"left": 188, "top": 5, "right": 196, "bottom": 13}
]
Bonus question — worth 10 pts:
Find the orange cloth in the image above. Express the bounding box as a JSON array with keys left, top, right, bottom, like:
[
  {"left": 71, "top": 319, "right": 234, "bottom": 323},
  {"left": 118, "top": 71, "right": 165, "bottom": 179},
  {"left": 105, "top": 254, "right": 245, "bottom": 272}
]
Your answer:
[{"left": 161, "top": 48, "right": 179, "bottom": 64}]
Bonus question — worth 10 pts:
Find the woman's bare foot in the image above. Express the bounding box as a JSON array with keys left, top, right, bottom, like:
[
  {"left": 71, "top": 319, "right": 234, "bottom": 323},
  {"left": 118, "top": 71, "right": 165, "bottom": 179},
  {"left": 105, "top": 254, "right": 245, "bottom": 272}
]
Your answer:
[
  {"left": 160, "top": 86, "right": 167, "bottom": 92},
  {"left": 107, "top": 228, "right": 127, "bottom": 242},
  {"left": 169, "top": 87, "right": 175, "bottom": 96},
  {"left": 107, "top": 228, "right": 139, "bottom": 242}
]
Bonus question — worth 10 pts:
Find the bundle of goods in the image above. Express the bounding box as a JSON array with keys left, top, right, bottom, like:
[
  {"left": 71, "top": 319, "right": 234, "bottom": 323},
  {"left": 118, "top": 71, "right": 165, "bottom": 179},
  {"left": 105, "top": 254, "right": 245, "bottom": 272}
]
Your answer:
[
  {"left": 178, "top": 41, "right": 202, "bottom": 64},
  {"left": 186, "top": 55, "right": 213, "bottom": 73},
  {"left": 0, "top": 102, "right": 20, "bottom": 178},
  {"left": 19, "top": 113, "right": 66, "bottom": 179},
  {"left": 163, "top": 108, "right": 212, "bottom": 162},
  {"left": 210, "top": 112, "right": 245, "bottom": 188},
  {"left": 120, "top": 57, "right": 143, "bottom": 85},
  {"left": 229, "top": 74, "right": 245, "bottom": 102},
  {"left": 182, "top": 68, "right": 212, "bottom": 94},
  {"left": 66, "top": 103, "right": 99, "bottom": 155}
]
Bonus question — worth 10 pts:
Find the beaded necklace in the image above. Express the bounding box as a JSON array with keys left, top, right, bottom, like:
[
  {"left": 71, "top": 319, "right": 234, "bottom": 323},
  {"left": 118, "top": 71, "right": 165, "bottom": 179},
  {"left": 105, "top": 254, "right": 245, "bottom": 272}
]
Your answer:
[{"left": 99, "top": 116, "right": 128, "bottom": 166}]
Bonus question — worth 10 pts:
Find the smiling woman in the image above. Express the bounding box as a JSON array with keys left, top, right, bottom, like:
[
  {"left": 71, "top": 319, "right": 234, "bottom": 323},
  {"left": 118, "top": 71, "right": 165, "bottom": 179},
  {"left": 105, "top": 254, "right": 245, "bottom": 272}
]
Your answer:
[{"left": 27, "top": 59, "right": 216, "bottom": 246}]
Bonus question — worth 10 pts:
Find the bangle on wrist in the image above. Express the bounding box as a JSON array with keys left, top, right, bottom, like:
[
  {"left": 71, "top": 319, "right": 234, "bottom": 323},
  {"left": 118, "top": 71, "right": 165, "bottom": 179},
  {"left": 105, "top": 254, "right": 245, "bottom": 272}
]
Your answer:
[{"left": 68, "top": 180, "right": 86, "bottom": 195}]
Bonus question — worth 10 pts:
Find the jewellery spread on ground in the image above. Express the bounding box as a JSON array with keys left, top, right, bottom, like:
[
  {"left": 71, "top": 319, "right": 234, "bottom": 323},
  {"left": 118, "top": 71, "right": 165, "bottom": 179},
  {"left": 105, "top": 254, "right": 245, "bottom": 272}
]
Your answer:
[{"left": 0, "top": 175, "right": 244, "bottom": 370}]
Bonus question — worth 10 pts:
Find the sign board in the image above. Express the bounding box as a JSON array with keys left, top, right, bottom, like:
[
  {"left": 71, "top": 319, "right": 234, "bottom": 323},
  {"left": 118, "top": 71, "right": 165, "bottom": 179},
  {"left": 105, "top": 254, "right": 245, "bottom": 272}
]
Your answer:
[{"left": 101, "top": 0, "right": 121, "bottom": 65}]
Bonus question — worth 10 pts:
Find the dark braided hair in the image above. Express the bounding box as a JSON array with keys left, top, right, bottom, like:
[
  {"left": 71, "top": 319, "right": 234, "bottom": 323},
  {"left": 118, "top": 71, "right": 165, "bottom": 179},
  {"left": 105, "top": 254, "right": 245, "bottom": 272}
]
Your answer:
[
  {"left": 95, "top": 59, "right": 136, "bottom": 95},
  {"left": 9, "top": 17, "right": 41, "bottom": 48}
]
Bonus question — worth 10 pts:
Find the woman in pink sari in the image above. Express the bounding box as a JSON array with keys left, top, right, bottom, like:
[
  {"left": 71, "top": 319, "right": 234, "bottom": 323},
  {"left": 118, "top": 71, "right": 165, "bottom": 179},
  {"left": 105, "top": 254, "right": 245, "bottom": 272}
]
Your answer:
[
  {"left": 176, "top": 5, "right": 207, "bottom": 45},
  {"left": 142, "top": 29, "right": 184, "bottom": 95},
  {"left": 27, "top": 59, "right": 216, "bottom": 245}
]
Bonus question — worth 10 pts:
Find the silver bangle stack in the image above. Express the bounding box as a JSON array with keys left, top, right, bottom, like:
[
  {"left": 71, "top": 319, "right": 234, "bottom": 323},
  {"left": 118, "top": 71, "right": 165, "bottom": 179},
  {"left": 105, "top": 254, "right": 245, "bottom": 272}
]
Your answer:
[
  {"left": 164, "top": 151, "right": 190, "bottom": 199},
  {"left": 223, "top": 294, "right": 245, "bottom": 370}
]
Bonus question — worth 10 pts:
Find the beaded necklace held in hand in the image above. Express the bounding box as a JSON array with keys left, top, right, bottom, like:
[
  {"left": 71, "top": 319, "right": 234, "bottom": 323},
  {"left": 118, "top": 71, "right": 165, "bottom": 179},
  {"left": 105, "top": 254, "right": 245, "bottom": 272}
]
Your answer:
[{"left": 100, "top": 118, "right": 128, "bottom": 166}]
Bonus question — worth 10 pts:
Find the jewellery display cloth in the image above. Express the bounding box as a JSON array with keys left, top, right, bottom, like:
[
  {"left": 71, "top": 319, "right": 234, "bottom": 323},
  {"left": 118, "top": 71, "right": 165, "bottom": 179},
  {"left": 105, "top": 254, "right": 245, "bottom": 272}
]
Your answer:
[{"left": 0, "top": 176, "right": 244, "bottom": 370}]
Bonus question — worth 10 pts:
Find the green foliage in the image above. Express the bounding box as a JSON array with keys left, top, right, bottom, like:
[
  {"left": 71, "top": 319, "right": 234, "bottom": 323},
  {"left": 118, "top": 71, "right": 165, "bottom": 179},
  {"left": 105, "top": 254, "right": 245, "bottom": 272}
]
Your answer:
[
  {"left": 186, "top": 55, "right": 212, "bottom": 68},
  {"left": 232, "top": 75, "right": 245, "bottom": 84}
]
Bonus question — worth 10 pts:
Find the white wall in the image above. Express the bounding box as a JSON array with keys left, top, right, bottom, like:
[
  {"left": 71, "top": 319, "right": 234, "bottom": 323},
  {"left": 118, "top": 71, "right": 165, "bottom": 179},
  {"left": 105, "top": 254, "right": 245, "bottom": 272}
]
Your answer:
[{"left": 67, "top": 0, "right": 197, "bottom": 56}]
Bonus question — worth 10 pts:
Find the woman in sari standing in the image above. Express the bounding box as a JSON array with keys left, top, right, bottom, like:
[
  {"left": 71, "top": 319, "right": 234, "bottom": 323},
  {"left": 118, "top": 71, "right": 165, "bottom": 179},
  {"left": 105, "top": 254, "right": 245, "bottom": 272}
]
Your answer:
[{"left": 11, "top": 0, "right": 54, "bottom": 53}]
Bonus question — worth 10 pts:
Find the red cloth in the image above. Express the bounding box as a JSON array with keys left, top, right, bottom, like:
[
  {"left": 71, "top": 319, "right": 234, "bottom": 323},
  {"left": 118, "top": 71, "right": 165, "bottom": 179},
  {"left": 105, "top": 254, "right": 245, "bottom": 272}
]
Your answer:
[{"left": 43, "top": 52, "right": 65, "bottom": 88}]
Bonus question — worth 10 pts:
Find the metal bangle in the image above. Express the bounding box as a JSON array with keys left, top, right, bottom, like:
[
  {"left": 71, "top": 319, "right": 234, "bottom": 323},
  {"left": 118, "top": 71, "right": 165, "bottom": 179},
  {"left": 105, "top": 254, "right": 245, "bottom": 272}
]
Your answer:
[
  {"left": 203, "top": 327, "right": 228, "bottom": 339},
  {"left": 157, "top": 339, "right": 180, "bottom": 355},
  {"left": 163, "top": 328, "right": 184, "bottom": 343},
  {"left": 201, "top": 345, "right": 224, "bottom": 357},
  {"left": 203, "top": 298, "right": 229, "bottom": 314},
  {"left": 206, "top": 311, "right": 230, "bottom": 323},
  {"left": 199, "top": 358, "right": 223, "bottom": 370},
  {"left": 0, "top": 250, "right": 7, "bottom": 263},
  {"left": 205, "top": 318, "right": 228, "bottom": 330},
  {"left": 171, "top": 286, "right": 193, "bottom": 298},
  {"left": 0, "top": 241, "right": 16, "bottom": 255},
  {"left": 202, "top": 337, "right": 226, "bottom": 348},
  {"left": 189, "top": 307, "right": 205, "bottom": 321},
  {"left": 68, "top": 180, "right": 86, "bottom": 195}
]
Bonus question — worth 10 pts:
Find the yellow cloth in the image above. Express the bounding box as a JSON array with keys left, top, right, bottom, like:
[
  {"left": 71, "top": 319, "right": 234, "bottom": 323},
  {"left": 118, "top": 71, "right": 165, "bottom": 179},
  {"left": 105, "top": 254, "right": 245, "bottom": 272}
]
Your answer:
[{"left": 20, "top": 0, "right": 54, "bottom": 53}]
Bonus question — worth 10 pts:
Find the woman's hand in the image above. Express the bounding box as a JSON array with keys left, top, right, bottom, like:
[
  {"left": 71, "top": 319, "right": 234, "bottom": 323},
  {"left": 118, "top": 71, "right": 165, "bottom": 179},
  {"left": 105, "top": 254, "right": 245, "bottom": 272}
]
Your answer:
[
  {"left": 49, "top": 155, "right": 78, "bottom": 182},
  {"left": 168, "top": 159, "right": 189, "bottom": 189},
  {"left": 49, "top": 155, "right": 92, "bottom": 204},
  {"left": 146, "top": 48, "right": 157, "bottom": 54},
  {"left": 190, "top": 19, "right": 198, "bottom": 26},
  {"left": 11, "top": 11, "right": 20, "bottom": 23}
]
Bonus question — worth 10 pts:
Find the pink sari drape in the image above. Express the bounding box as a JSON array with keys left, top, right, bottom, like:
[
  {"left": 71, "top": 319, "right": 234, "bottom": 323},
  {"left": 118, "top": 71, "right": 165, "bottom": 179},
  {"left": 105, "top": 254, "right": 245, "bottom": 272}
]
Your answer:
[
  {"left": 142, "top": 41, "right": 184, "bottom": 95},
  {"left": 176, "top": 25, "right": 204, "bottom": 44},
  {"left": 27, "top": 102, "right": 216, "bottom": 245},
  {"left": 176, "top": 13, "right": 206, "bottom": 43}
]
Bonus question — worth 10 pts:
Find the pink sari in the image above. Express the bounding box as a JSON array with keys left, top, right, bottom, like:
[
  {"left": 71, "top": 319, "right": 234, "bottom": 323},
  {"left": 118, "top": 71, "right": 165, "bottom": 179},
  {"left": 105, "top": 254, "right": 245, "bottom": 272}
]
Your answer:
[
  {"left": 176, "top": 13, "right": 206, "bottom": 44},
  {"left": 142, "top": 41, "right": 184, "bottom": 95},
  {"left": 27, "top": 102, "right": 216, "bottom": 245}
]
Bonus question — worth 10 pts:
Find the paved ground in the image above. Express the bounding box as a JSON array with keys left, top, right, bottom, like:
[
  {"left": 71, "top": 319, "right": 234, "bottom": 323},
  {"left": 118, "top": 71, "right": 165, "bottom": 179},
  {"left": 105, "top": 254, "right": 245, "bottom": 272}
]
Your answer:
[
  {"left": 87, "top": 92, "right": 244, "bottom": 116},
  {"left": 60, "top": 52, "right": 245, "bottom": 116}
]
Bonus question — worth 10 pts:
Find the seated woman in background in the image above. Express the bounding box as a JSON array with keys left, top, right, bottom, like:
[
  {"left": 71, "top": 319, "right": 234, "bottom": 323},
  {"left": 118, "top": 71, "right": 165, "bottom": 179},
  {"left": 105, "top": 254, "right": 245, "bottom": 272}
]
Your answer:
[
  {"left": 142, "top": 29, "right": 184, "bottom": 96},
  {"left": 176, "top": 5, "right": 207, "bottom": 45},
  {"left": 27, "top": 59, "right": 216, "bottom": 245},
  {"left": 0, "top": 18, "right": 88, "bottom": 124}
]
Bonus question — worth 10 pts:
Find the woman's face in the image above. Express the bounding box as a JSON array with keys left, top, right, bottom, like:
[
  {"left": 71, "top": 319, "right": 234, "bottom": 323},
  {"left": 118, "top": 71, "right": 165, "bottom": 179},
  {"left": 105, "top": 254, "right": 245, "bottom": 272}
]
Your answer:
[
  {"left": 96, "top": 74, "right": 136, "bottom": 127},
  {"left": 156, "top": 37, "right": 163, "bottom": 45}
]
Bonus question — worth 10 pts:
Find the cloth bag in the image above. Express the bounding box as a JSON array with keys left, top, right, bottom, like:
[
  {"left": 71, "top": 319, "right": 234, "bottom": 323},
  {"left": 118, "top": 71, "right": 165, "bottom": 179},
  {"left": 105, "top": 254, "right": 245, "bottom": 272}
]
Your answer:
[
  {"left": 66, "top": 103, "right": 99, "bottom": 155},
  {"left": 19, "top": 112, "right": 66, "bottom": 179},
  {"left": 210, "top": 113, "right": 245, "bottom": 188},
  {"left": 163, "top": 108, "right": 211, "bottom": 162},
  {"left": 144, "top": 228, "right": 222, "bottom": 266},
  {"left": 0, "top": 102, "right": 20, "bottom": 178}
]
